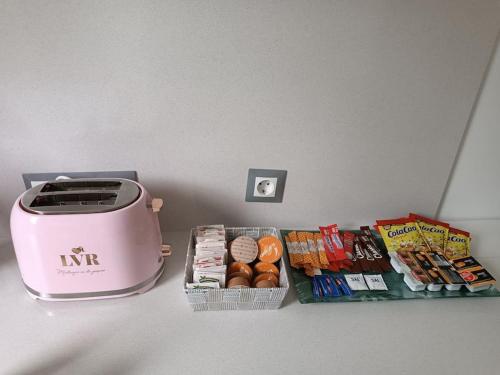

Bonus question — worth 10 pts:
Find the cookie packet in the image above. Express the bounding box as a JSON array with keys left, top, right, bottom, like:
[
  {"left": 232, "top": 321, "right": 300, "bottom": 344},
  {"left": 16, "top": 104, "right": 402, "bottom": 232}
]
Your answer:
[
  {"left": 376, "top": 218, "right": 428, "bottom": 252},
  {"left": 445, "top": 227, "right": 471, "bottom": 260},
  {"left": 409, "top": 213, "right": 449, "bottom": 252}
]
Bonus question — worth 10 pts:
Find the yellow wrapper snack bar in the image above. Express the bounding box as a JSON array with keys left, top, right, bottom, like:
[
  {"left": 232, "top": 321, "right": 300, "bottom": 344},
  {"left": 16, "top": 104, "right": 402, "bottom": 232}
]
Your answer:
[
  {"left": 409, "top": 213, "right": 449, "bottom": 252},
  {"left": 298, "top": 232, "right": 314, "bottom": 269},
  {"left": 288, "top": 231, "right": 304, "bottom": 268},
  {"left": 284, "top": 235, "right": 297, "bottom": 269},
  {"left": 314, "top": 232, "right": 330, "bottom": 268},
  {"left": 376, "top": 218, "right": 428, "bottom": 252},
  {"left": 306, "top": 232, "right": 321, "bottom": 269},
  {"left": 445, "top": 227, "right": 471, "bottom": 260}
]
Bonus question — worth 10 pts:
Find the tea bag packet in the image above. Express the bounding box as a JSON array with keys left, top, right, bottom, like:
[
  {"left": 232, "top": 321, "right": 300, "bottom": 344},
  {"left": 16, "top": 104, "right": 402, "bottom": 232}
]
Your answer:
[
  {"left": 192, "top": 225, "right": 228, "bottom": 287},
  {"left": 409, "top": 213, "right": 449, "bottom": 252},
  {"left": 193, "top": 255, "right": 224, "bottom": 268},
  {"left": 186, "top": 282, "right": 220, "bottom": 289},
  {"left": 314, "top": 232, "right": 330, "bottom": 269},
  {"left": 376, "top": 218, "right": 428, "bottom": 252},
  {"left": 195, "top": 225, "right": 226, "bottom": 243},
  {"left": 193, "top": 269, "right": 227, "bottom": 287},
  {"left": 445, "top": 228, "right": 471, "bottom": 260}
]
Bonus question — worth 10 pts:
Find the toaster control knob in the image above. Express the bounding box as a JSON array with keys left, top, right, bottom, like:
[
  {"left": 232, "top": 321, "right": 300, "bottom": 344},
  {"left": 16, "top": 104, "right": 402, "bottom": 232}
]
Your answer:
[{"left": 150, "top": 198, "right": 164, "bottom": 213}]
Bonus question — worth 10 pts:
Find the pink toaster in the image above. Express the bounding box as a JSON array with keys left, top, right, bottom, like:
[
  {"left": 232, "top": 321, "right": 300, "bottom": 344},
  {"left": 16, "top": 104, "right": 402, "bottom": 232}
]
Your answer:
[{"left": 10, "top": 178, "right": 169, "bottom": 301}]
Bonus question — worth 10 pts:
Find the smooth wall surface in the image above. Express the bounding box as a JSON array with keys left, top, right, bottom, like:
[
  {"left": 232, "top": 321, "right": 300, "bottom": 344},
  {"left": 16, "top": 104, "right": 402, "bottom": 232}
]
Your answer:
[
  {"left": 439, "top": 38, "right": 500, "bottom": 221},
  {"left": 1, "top": 1, "right": 500, "bottom": 237}
]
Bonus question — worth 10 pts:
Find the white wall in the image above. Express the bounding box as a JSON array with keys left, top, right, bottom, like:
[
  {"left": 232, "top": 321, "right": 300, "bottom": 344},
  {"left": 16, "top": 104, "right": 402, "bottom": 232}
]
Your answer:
[
  {"left": 1, "top": 1, "right": 500, "bottom": 237},
  {"left": 439, "top": 38, "right": 500, "bottom": 221}
]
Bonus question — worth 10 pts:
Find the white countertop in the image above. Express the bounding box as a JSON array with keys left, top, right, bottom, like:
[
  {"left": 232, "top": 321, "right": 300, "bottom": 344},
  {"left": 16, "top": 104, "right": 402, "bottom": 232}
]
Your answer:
[{"left": 1, "top": 221, "right": 500, "bottom": 375}]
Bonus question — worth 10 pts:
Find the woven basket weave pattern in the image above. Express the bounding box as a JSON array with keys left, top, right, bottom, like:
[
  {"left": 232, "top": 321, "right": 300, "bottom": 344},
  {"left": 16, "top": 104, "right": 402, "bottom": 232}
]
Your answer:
[{"left": 184, "top": 227, "right": 289, "bottom": 311}]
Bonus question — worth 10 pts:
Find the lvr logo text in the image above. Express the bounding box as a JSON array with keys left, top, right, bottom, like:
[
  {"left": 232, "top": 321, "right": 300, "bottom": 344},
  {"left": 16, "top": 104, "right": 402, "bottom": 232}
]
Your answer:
[{"left": 60, "top": 247, "right": 100, "bottom": 266}]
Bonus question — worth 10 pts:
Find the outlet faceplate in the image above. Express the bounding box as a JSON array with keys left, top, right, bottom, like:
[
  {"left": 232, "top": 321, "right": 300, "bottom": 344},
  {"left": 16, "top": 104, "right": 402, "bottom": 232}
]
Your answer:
[{"left": 245, "top": 169, "right": 287, "bottom": 203}]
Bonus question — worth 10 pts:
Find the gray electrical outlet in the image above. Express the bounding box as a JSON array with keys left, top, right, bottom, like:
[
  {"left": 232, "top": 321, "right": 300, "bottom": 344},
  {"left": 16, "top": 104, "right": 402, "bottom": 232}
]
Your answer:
[
  {"left": 22, "top": 171, "right": 138, "bottom": 190},
  {"left": 245, "top": 169, "right": 287, "bottom": 203}
]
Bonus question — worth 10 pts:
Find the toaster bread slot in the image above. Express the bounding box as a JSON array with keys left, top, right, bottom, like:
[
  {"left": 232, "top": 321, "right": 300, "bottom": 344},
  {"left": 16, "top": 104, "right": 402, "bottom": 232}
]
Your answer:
[
  {"left": 21, "top": 178, "right": 141, "bottom": 214},
  {"left": 31, "top": 193, "right": 117, "bottom": 207},
  {"left": 40, "top": 181, "right": 121, "bottom": 192}
]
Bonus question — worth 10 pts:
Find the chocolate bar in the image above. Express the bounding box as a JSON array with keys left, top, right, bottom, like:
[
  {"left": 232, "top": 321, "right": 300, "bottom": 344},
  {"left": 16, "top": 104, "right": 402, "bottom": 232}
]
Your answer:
[
  {"left": 359, "top": 226, "right": 392, "bottom": 272},
  {"left": 353, "top": 236, "right": 370, "bottom": 272},
  {"left": 358, "top": 238, "right": 383, "bottom": 273},
  {"left": 343, "top": 231, "right": 360, "bottom": 273}
]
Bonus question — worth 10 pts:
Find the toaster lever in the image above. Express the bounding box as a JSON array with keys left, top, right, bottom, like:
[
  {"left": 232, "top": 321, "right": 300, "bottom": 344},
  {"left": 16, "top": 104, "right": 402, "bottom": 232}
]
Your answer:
[
  {"left": 149, "top": 198, "right": 164, "bottom": 213},
  {"left": 161, "top": 244, "right": 172, "bottom": 257}
]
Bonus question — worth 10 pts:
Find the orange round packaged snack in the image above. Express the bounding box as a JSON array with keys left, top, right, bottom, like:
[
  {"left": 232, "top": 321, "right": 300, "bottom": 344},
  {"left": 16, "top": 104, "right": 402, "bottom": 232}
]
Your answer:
[
  {"left": 228, "top": 262, "right": 253, "bottom": 279},
  {"left": 227, "top": 271, "right": 251, "bottom": 282},
  {"left": 252, "top": 272, "right": 279, "bottom": 287},
  {"left": 255, "top": 280, "right": 275, "bottom": 288},
  {"left": 257, "top": 236, "right": 283, "bottom": 263},
  {"left": 253, "top": 262, "right": 279, "bottom": 277},
  {"left": 227, "top": 276, "right": 250, "bottom": 288}
]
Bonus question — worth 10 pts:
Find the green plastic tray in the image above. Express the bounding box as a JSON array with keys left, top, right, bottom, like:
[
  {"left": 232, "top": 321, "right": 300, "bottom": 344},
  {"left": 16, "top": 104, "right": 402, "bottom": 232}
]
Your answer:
[{"left": 280, "top": 229, "right": 500, "bottom": 304}]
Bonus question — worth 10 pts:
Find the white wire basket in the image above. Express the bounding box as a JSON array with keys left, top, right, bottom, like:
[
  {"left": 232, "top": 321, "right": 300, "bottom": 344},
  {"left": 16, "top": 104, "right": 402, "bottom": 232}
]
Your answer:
[{"left": 184, "top": 227, "right": 290, "bottom": 311}]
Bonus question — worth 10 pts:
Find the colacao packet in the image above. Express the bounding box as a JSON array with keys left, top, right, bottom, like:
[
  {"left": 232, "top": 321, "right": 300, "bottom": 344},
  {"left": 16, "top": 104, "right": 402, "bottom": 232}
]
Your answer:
[
  {"left": 409, "top": 213, "right": 449, "bottom": 252},
  {"left": 376, "top": 218, "right": 428, "bottom": 252},
  {"left": 445, "top": 227, "right": 471, "bottom": 260}
]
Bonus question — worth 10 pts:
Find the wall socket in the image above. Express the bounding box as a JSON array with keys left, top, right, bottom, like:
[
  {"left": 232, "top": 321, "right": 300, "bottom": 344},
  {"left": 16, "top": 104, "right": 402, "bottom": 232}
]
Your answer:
[
  {"left": 22, "top": 171, "right": 138, "bottom": 190},
  {"left": 245, "top": 169, "right": 287, "bottom": 203}
]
